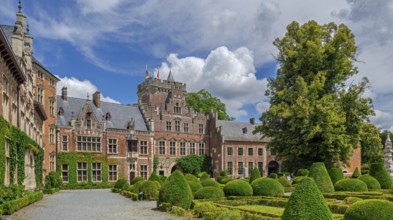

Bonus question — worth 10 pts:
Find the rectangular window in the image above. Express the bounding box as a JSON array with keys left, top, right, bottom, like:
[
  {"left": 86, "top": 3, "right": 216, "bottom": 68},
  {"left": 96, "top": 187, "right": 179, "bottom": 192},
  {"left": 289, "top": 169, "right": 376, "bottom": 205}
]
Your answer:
[
  {"left": 183, "top": 123, "right": 189, "bottom": 133},
  {"left": 159, "top": 141, "right": 166, "bottom": 155},
  {"left": 38, "top": 87, "right": 43, "bottom": 104},
  {"left": 174, "top": 103, "right": 181, "bottom": 114},
  {"left": 77, "top": 136, "right": 101, "bottom": 152},
  {"left": 170, "top": 141, "right": 176, "bottom": 156},
  {"left": 62, "top": 136, "right": 68, "bottom": 151},
  {"left": 77, "top": 162, "right": 87, "bottom": 182},
  {"left": 108, "top": 165, "right": 118, "bottom": 182},
  {"left": 258, "top": 162, "right": 263, "bottom": 176},
  {"left": 92, "top": 163, "right": 102, "bottom": 182},
  {"left": 140, "top": 165, "right": 148, "bottom": 179},
  {"left": 238, "top": 162, "right": 244, "bottom": 175},
  {"left": 248, "top": 162, "right": 253, "bottom": 175},
  {"left": 227, "top": 162, "right": 233, "bottom": 175},
  {"left": 227, "top": 147, "right": 233, "bottom": 156},
  {"left": 180, "top": 142, "right": 186, "bottom": 156},
  {"left": 108, "top": 139, "right": 117, "bottom": 154},
  {"left": 238, "top": 147, "right": 243, "bottom": 156},
  {"left": 140, "top": 140, "right": 148, "bottom": 154},
  {"left": 258, "top": 148, "right": 263, "bottom": 156},
  {"left": 50, "top": 128, "right": 55, "bottom": 144},
  {"left": 175, "top": 120, "right": 180, "bottom": 132},
  {"left": 270, "top": 148, "right": 277, "bottom": 156},
  {"left": 199, "top": 143, "right": 205, "bottom": 155},
  {"left": 62, "top": 164, "right": 69, "bottom": 182},
  {"left": 86, "top": 119, "right": 91, "bottom": 129},
  {"left": 50, "top": 155, "right": 55, "bottom": 172},
  {"left": 199, "top": 124, "right": 204, "bottom": 134},
  {"left": 190, "top": 143, "right": 195, "bottom": 155},
  {"left": 49, "top": 99, "right": 55, "bottom": 116},
  {"left": 248, "top": 148, "right": 253, "bottom": 156},
  {"left": 166, "top": 121, "right": 171, "bottom": 131}
]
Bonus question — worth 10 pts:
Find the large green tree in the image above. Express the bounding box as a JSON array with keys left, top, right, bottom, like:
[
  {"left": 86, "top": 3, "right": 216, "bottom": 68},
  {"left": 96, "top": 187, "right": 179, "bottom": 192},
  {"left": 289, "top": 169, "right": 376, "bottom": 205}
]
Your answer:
[
  {"left": 254, "top": 21, "right": 376, "bottom": 172},
  {"left": 186, "top": 89, "right": 233, "bottom": 120}
]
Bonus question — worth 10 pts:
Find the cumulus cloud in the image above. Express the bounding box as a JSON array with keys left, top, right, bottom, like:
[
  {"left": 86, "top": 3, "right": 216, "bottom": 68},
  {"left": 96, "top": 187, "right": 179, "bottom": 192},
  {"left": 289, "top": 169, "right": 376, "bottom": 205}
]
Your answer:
[{"left": 56, "top": 76, "right": 120, "bottom": 104}]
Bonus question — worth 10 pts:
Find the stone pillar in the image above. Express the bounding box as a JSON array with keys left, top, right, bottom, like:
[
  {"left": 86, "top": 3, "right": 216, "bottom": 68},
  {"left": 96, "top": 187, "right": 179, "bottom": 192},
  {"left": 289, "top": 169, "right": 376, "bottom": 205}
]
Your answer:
[{"left": 384, "top": 134, "right": 393, "bottom": 179}]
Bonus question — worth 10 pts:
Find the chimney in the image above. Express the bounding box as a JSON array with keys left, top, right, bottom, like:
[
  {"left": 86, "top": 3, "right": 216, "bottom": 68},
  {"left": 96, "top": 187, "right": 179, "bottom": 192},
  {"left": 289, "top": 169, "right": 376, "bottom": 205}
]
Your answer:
[
  {"left": 93, "top": 91, "right": 101, "bottom": 108},
  {"left": 61, "top": 87, "right": 67, "bottom": 100},
  {"left": 250, "top": 118, "right": 255, "bottom": 125}
]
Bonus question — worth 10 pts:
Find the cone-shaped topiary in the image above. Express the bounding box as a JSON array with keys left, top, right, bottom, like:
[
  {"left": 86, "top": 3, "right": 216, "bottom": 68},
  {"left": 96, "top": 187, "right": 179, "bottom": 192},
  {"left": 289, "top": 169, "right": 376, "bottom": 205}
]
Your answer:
[
  {"left": 223, "top": 180, "right": 253, "bottom": 196},
  {"left": 281, "top": 177, "right": 333, "bottom": 220},
  {"left": 344, "top": 199, "right": 393, "bottom": 220},
  {"left": 187, "top": 181, "right": 203, "bottom": 195},
  {"left": 358, "top": 174, "right": 381, "bottom": 191},
  {"left": 158, "top": 171, "right": 193, "bottom": 209},
  {"left": 148, "top": 172, "right": 162, "bottom": 185},
  {"left": 329, "top": 168, "right": 344, "bottom": 184},
  {"left": 334, "top": 179, "right": 368, "bottom": 192},
  {"left": 278, "top": 176, "right": 291, "bottom": 187},
  {"left": 308, "top": 162, "right": 335, "bottom": 193},
  {"left": 194, "top": 186, "right": 225, "bottom": 200},
  {"left": 369, "top": 163, "right": 393, "bottom": 189},
  {"left": 251, "top": 177, "right": 284, "bottom": 197},
  {"left": 296, "top": 169, "right": 309, "bottom": 176},
  {"left": 249, "top": 167, "right": 261, "bottom": 183},
  {"left": 352, "top": 167, "right": 361, "bottom": 178},
  {"left": 201, "top": 179, "right": 220, "bottom": 188},
  {"left": 139, "top": 180, "right": 161, "bottom": 200},
  {"left": 185, "top": 174, "right": 199, "bottom": 182}
]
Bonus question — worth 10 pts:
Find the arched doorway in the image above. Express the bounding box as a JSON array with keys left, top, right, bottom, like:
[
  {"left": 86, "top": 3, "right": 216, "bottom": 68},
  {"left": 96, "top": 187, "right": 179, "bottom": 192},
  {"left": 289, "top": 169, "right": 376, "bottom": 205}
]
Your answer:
[
  {"left": 170, "top": 164, "right": 183, "bottom": 174},
  {"left": 268, "top": 161, "right": 279, "bottom": 176},
  {"left": 129, "top": 172, "right": 135, "bottom": 183}
]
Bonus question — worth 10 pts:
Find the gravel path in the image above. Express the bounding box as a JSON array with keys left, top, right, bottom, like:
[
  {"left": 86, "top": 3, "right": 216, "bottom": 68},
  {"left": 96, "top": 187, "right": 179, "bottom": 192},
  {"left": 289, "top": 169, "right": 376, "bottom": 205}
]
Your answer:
[{"left": 4, "top": 189, "right": 182, "bottom": 220}]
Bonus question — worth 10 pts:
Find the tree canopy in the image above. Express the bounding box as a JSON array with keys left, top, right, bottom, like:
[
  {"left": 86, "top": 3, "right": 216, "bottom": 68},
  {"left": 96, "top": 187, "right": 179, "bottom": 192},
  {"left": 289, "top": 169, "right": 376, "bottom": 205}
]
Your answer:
[
  {"left": 254, "top": 20, "right": 376, "bottom": 172},
  {"left": 176, "top": 154, "right": 211, "bottom": 175},
  {"left": 186, "top": 89, "right": 233, "bottom": 121}
]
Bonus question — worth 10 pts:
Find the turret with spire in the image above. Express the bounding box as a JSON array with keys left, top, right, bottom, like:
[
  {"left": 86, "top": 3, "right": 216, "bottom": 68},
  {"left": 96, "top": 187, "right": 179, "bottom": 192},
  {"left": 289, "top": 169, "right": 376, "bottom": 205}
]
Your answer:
[{"left": 384, "top": 134, "right": 393, "bottom": 179}]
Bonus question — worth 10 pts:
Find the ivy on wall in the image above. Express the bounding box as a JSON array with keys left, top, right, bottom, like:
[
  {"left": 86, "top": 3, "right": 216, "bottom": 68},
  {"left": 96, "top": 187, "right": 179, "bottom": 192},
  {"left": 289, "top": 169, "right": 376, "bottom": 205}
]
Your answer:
[{"left": 0, "top": 116, "right": 44, "bottom": 187}]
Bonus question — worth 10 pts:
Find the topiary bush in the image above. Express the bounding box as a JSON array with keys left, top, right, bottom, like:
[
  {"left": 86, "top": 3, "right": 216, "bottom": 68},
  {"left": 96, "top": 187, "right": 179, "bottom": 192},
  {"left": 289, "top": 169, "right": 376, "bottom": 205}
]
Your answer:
[
  {"left": 45, "top": 172, "right": 63, "bottom": 189},
  {"left": 194, "top": 186, "right": 225, "bottom": 200},
  {"left": 139, "top": 180, "right": 161, "bottom": 200},
  {"left": 329, "top": 168, "right": 344, "bottom": 184},
  {"left": 358, "top": 174, "right": 381, "bottom": 191},
  {"left": 185, "top": 174, "right": 199, "bottom": 182},
  {"left": 131, "top": 176, "right": 144, "bottom": 185},
  {"left": 308, "top": 162, "right": 335, "bottom": 193},
  {"left": 187, "top": 181, "right": 203, "bottom": 195},
  {"left": 296, "top": 169, "right": 309, "bottom": 176},
  {"left": 344, "top": 197, "right": 363, "bottom": 205},
  {"left": 148, "top": 172, "right": 162, "bottom": 185},
  {"left": 129, "top": 180, "right": 145, "bottom": 193},
  {"left": 278, "top": 176, "right": 291, "bottom": 187},
  {"left": 158, "top": 171, "right": 193, "bottom": 209},
  {"left": 199, "top": 172, "right": 210, "bottom": 181},
  {"left": 251, "top": 178, "right": 284, "bottom": 197},
  {"left": 352, "top": 167, "right": 361, "bottom": 178},
  {"left": 220, "top": 170, "right": 228, "bottom": 177},
  {"left": 220, "top": 177, "right": 234, "bottom": 184},
  {"left": 114, "top": 178, "right": 127, "bottom": 189},
  {"left": 201, "top": 179, "right": 220, "bottom": 188},
  {"left": 282, "top": 177, "right": 333, "bottom": 220},
  {"left": 269, "top": 173, "right": 278, "bottom": 179},
  {"left": 223, "top": 180, "right": 253, "bottom": 196},
  {"left": 249, "top": 167, "right": 261, "bottom": 183},
  {"left": 292, "top": 176, "right": 306, "bottom": 184},
  {"left": 344, "top": 199, "right": 393, "bottom": 220},
  {"left": 159, "top": 175, "right": 167, "bottom": 183},
  {"left": 369, "top": 163, "right": 393, "bottom": 189},
  {"left": 334, "top": 179, "right": 368, "bottom": 192}
]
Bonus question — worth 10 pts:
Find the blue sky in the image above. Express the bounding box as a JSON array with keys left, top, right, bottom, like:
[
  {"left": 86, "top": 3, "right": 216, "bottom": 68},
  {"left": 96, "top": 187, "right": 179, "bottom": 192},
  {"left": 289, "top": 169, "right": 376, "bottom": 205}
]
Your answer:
[{"left": 1, "top": 0, "right": 393, "bottom": 130}]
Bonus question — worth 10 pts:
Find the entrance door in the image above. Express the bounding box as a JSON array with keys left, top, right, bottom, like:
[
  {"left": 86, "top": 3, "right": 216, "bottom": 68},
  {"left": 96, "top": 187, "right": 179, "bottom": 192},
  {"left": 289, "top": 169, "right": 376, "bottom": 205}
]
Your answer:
[
  {"left": 267, "top": 161, "right": 279, "bottom": 176},
  {"left": 129, "top": 172, "right": 135, "bottom": 184}
]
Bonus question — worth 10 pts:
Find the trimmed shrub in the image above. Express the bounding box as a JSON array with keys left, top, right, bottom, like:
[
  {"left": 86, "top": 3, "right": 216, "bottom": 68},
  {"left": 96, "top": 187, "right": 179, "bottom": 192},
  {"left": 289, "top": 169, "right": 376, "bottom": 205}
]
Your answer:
[
  {"left": 201, "top": 179, "right": 220, "bottom": 188},
  {"left": 344, "top": 197, "right": 363, "bottom": 205},
  {"left": 251, "top": 177, "right": 284, "bottom": 197},
  {"left": 185, "top": 174, "right": 199, "bottom": 182},
  {"left": 369, "top": 163, "right": 393, "bottom": 189},
  {"left": 194, "top": 186, "right": 225, "bottom": 200},
  {"left": 292, "top": 176, "right": 305, "bottom": 184},
  {"left": 220, "top": 170, "right": 228, "bottom": 177},
  {"left": 129, "top": 180, "right": 145, "bottom": 193},
  {"left": 159, "top": 175, "right": 167, "bottom": 183},
  {"left": 193, "top": 201, "right": 218, "bottom": 218},
  {"left": 278, "top": 176, "right": 291, "bottom": 187},
  {"left": 282, "top": 177, "right": 332, "bottom": 220},
  {"left": 296, "top": 169, "right": 309, "bottom": 176},
  {"left": 216, "top": 209, "right": 242, "bottom": 220},
  {"left": 170, "top": 206, "right": 187, "bottom": 217},
  {"left": 249, "top": 167, "right": 261, "bottom": 183},
  {"left": 344, "top": 199, "right": 393, "bottom": 220},
  {"left": 199, "top": 172, "right": 210, "bottom": 181},
  {"left": 220, "top": 177, "right": 234, "bottom": 184},
  {"left": 114, "top": 178, "right": 127, "bottom": 189},
  {"left": 269, "top": 173, "right": 278, "bottom": 179},
  {"left": 148, "top": 172, "right": 162, "bottom": 184},
  {"left": 158, "top": 171, "right": 193, "bottom": 209},
  {"left": 139, "top": 180, "right": 161, "bottom": 200},
  {"left": 329, "top": 168, "right": 344, "bottom": 184},
  {"left": 131, "top": 176, "right": 144, "bottom": 185},
  {"left": 352, "top": 167, "right": 361, "bottom": 178},
  {"left": 308, "top": 162, "right": 335, "bottom": 193},
  {"left": 223, "top": 180, "right": 253, "bottom": 196},
  {"left": 44, "top": 172, "right": 62, "bottom": 189},
  {"left": 334, "top": 179, "right": 368, "bottom": 192},
  {"left": 358, "top": 174, "right": 381, "bottom": 191},
  {"left": 187, "top": 181, "right": 203, "bottom": 195},
  {"left": 2, "top": 192, "right": 44, "bottom": 215}
]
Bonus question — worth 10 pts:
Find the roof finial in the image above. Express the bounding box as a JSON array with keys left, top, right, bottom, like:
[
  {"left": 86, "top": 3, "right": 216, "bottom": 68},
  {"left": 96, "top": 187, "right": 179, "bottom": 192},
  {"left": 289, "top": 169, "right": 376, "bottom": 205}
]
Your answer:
[
  {"left": 167, "top": 68, "right": 175, "bottom": 82},
  {"left": 27, "top": 24, "right": 29, "bottom": 34},
  {"left": 145, "top": 65, "right": 151, "bottom": 79},
  {"left": 18, "top": 1, "right": 22, "bottom": 13},
  {"left": 87, "top": 93, "right": 90, "bottom": 100}
]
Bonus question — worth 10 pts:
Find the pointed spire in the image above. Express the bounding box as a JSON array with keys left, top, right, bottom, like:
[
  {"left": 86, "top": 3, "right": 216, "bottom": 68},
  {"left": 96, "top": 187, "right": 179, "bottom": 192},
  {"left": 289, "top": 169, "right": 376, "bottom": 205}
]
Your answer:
[
  {"left": 386, "top": 134, "right": 392, "bottom": 148},
  {"left": 156, "top": 69, "right": 160, "bottom": 79},
  {"left": 145, "top": 65, "right": 151, "bottom": 79},
  {"left": 167, "top": 69, "right": 175, "bottom": 82}
]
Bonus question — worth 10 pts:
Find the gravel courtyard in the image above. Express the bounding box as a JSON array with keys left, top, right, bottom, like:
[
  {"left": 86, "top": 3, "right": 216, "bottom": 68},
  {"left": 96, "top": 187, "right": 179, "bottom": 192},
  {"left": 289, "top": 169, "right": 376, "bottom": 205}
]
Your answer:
[{"left": 4, "top": 189, "right": 181, "bottom": 220}]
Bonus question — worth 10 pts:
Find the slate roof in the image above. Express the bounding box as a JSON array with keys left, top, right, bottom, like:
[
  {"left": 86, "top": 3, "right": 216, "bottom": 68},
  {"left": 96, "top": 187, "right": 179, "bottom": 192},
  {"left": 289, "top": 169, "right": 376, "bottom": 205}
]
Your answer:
[
  {"left": 57, "top": 96, "right": 148, "bottom": 131},
  {"left": 0, "top": 25, "right": 14, "bottom": 43},
  {"left": 216, "top": 120, "right": 269, "bottom": 142}
]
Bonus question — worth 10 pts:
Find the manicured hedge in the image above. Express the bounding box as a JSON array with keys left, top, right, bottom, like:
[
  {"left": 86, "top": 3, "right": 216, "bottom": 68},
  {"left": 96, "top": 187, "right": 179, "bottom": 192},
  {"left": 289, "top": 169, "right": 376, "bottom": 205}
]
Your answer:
[
  {"left": 114, "top": 178, "right": 127, "bottom": 189},
  {"left": 185, "top": 174, "right": 199, "bottom": 182},
  {"left": 344, "top": 199, "right": 393, "bottom": 220},
  {"left": 358, "top": 174, "right": 381, "bottom": 191},
  {"left": 292, "top": 176, "right": 305, "bottom": 184},
  {"left": 2, "top": 192, "right": 44, "bottom": 215},
  {"left": 329, "top": 168, "right": 344, "bottom": 184},
  {"left": 282, "top": 177, "right": 332, "bottom": 220},
  {"left": 129, "top": 180, "right": 145, "bottom": 194},
  {"left": 201, "top": 179, "right": 220, "bottom": 188},
  {"left": 334, "top": 179, "right": 368, "bottom": 192},
  {"left": 308, "top": 162, "right": 335, "bottom": 193},
  {"left": 194, "top": 186, "right": 225, "bottom": 200},
  {"left": 269, "top": 173, "right": 278, "bottom": 179},
  {"left": 45, "top": 172, "right": 63, "bottom": 189},
  {"left": 121, "top": 191, "right": 138, "bottom": 201},
  {"left": 352, "top": 167, "right": 361, "bottom": 178},
  {"left": 251, "top": 178, "right": 284, "bottom": 197},
  {"left": 139, "top": 180, "right": 161, "bottom": 200},
  {"left": 148, "top": 172, "right": 162, "bottom": 185},
  {"left": 131, "top": 176, "right": 144, "bottom": 185},
  {"left": 296, "top": 169, "right": 309, "bottom": 176},
  {"left": 220, "top": 177, "right": 234, "bottom": 184},
  {"left": 223, "top": 180, "right": 253, "bottom": 196},
  {"left": 187, "top": 181, "right": 203, "bottom": 195},
  {"left": 278, "top": 176, "right": 291, "bottom": 187},
  {"left": 199, "top": 172, "right": 210, "bottom": 181},
  {"left": 369, "top": 163, "right": 393, "bottom": 189},
  {"left": 249, "top": 167, "right": 261, "bottom": 183},
  {"left": 158, "top": 171, "right": 193, "bottom": 209},
  {"left": 43, "top": 188, "right": 60, "bottom": 194}
]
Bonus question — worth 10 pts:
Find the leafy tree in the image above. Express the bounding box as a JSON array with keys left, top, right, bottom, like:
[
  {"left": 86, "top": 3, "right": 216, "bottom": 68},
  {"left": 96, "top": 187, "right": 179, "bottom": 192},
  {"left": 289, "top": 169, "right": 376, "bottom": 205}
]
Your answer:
[
  {"left": 153, "top": 155, "right": 159, "bottom": 173},
  {"left": 361, "top": 123, "right": 384, "bottom": 167},
  {"left": 254, "top": 20, "right": 375, "bottom": 171},
  {"left": 176, "top": 155, "right": 211, "bottom": 175},
  {"left": 186, "top": 89, "right": 233, "bottom": 120}
]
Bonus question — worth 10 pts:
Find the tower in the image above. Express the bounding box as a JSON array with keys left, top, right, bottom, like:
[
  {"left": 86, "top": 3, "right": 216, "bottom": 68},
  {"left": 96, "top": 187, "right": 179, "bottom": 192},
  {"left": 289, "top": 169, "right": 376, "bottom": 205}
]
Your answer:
[{"left": 384, "top": 134, "right": 393, "bottom": 179}]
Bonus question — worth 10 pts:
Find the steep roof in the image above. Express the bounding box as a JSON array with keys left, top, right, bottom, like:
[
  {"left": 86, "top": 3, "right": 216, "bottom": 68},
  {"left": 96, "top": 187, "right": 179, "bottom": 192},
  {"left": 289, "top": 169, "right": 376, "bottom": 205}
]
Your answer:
[
  {"left": 217, "top": 120, "right": 269, "bottom": 142},
  {"left": 0, "top": 25, "right": 14, "bottom": 43},
  {"left": 57, "top": 96, "right": 148, "bottom": 131}
]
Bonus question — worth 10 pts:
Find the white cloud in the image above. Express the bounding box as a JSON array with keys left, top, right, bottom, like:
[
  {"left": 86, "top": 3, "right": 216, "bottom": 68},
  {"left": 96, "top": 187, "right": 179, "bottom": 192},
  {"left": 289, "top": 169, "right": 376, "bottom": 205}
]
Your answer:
[
  {"left": 56, "top": 76, "right": 120, "bottom": 104},
  {"left": 256, "top": 102, "right": 270, "bottom": 114}
]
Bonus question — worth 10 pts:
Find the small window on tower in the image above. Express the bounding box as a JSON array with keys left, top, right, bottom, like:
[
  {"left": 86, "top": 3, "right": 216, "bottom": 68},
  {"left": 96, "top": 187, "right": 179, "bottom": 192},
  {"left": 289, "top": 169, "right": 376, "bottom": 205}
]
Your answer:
[{"left": 174, "top": 103, "right": 181, "bottom": 114}]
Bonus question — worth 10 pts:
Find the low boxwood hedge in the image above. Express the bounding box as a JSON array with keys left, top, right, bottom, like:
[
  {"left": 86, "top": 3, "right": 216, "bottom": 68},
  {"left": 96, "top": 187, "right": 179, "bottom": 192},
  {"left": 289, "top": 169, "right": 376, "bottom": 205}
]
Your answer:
[
  {"left": 114, "top": 178, "right": 128, "bottom": 189},
  {"left": 194, "top": 186, "right": 225, "bottom": 200},
  {"left": 358, "top": 174, "right": 381, "bottom": 191},
  {"left": 120, "top": 191, "right": 138, "bottom": 201},
  {"left": 223, "top": 180, "right": 253, "bottom": 196},
  {"left": 251, "top": 178, "right": 284, "bottom": 197},
  {"left": 2, "top": 192, "right": 43, "bottom": 215},
  {"left": 201, "top": 179, "right": 220, "bottom": 188},
  {"left": 334, "top": 179, "right": 368, "bottom": 192},
  {"left": 344, "top": 199, "right": 393, "bottom": 220},
  {"left": 220, "top": 177, "right": 234, "bottom": 184}
]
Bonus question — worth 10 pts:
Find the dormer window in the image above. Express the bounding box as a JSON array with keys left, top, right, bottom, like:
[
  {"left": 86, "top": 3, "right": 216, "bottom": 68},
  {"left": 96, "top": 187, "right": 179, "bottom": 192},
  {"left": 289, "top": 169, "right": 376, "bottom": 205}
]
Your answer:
[
  {"left": 58, "top": 107, "right": 65, "bottom": 116},
  {"left": 174, "top": 103, "right": 181, "bottom": 114},
  {"left": 86, "top": 119, "right": 91, "bottom": 129},
  {"left": 242, "top": 127, "right": 248, "bottom": 134},
  {"left": 105, "top": 112, "right": 111, "bottom": 121}
]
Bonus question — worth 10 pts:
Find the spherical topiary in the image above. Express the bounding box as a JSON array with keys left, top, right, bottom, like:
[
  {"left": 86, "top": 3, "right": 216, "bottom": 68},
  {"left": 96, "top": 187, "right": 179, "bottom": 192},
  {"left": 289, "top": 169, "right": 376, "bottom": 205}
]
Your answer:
[
  {"left": 329, "top": 168, "right": 344, "bottom": 184},
  {"left": 251, "top": 178, "right": 284, "bottom": 197},
  {"left": 249, "top": 167, "right": 261, "bottom": 183},
  {"left": 159, "top": 171, "right": 193, "bottom": 209},
  {"left": 369, "top": 163, "right": 393, "bottom": 189},
  {"left": 292, "top": 176, "right": 305, "bottom": 184},
  {"left": 308, "top": 162, "right": 335, "bottom": 193},
  {"left": 131, "top": 176, "right": 144, "bottom": 185},
  {"left": 223, "top": 180, "right": 253, "bottom": 196},
  {"left": 278, "top": 176, "right": 291, "bottom": 187},
  {"left": 139, "top": 180, "right": 161, "bottom": 200},
  {"left": 269, "top": 173, "right": 278, "bottom": 179},
  {"left": 334, "top": 179, "right": 368, "bottom": 192},
  {"left": 148, "top": 172, "right": 162, "bottom": 185},
  {"left": 281, "top": 177, "right": 333, "bottom": 220},
  {"left": 130, "top": 180, "right": 145, "bottom": 193},
  {"left": 220, "top": 177, "right": 234, "bottom": 184},
  {"left": 199, "top": 172, "right": 210, "bottom": 181},
  {"left": 114, "top": 178, "right": 128, "bottom": 189},
  {"left": 352, "top": 167, "right": 361, "bottom": 178},
  {"left": 187, "top": 181, "right": 203, "bottom": 195},
  {"left": 201, "top": 179, "right": 220, "bottom": 188},
  {"left": 194, "top": 186, "right": 225, "bottom": 200},
  {"left": 344, "top": 199, "right": 393, "bottom": 220},
  {"left": 358, "top": 174, "right": 381, "bottom": 191},
  {"left": 296, "top": 169, "right": 309, "bottom": 176},
  {"left": 220, "top": 170, "right": 228, "bottom": 177},
  {"left": 185, "top": 174, "right": 200, "bottom": 182}
]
